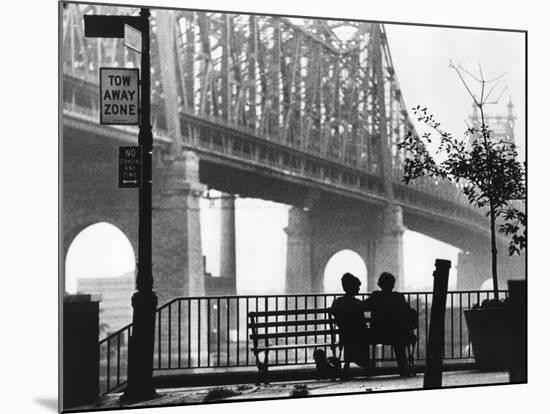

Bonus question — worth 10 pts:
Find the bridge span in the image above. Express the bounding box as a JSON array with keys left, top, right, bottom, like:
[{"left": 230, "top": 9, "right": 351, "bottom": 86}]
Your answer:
[{"left": 61, "top": 5, "right": 524, "bottom": 303}]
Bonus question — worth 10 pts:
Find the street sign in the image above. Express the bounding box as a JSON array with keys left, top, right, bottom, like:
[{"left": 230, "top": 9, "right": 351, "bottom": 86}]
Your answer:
[
  {"left": 100, "top": 67, "right": 139, "bottom": 125},
  {"left": 124, "top": 24, "right": 142, "bottom": 53},
  {"left": 119, "top": 146, "right": 142, "bottom": 188},
  {"left": 84, "top": 15, "right": 143, "bottom": 38}
]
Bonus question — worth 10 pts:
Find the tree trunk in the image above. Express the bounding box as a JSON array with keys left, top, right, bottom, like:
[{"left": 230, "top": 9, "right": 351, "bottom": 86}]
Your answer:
[
  {"left": 480, "top": 107, "right": 499, "bottom": 301},
  {"left": 490, "top": 203, "right": 499, "bottom": 299}
]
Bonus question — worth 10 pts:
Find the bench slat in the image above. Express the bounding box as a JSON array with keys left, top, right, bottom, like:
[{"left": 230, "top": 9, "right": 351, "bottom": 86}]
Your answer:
[
  {"left": 252, "top": 343, "right": 338, "bottom": 352},
  {"left": 250, "top": 329, "right": 338, "bottom": 340},
  {"left": 248, "top": 308, "right": 332, "bottom": 318},
  {"left": 251, "top": 319, "right": 334, "bottom": 328}
]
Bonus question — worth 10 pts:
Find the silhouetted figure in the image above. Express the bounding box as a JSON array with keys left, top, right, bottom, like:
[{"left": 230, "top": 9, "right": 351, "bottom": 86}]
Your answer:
[
  {"left": 363, "top": 272, "right": 417, "bottom": 377},
  {"left": 330, "top": 273, "right": 370, "bottom": 378}
]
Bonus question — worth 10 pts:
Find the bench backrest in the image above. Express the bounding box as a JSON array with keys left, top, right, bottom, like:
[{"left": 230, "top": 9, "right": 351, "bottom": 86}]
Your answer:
[
  {"left": 247, "top": 305, "right": 418, "bottom": 357},
  {"left": 247, "top": 308, "right": 337, "bottom": 345}
]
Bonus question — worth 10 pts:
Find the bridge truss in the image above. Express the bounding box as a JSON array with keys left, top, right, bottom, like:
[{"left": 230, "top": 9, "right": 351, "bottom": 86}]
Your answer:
[{"left": 62, "top": 3, "right": 492, "bottom": 235}]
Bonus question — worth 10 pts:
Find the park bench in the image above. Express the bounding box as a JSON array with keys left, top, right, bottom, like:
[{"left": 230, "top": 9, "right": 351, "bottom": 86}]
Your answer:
[
  {"left": 248, "top": 306, "right": 417, "bottom": 383},
  {"left": 248, "top": 308, "right": 339, "bottom": 383}
]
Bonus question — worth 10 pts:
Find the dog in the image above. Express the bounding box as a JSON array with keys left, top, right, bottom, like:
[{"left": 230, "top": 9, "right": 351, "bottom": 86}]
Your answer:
[{"left": 313, "top": 349, "right": 341, "bottom": 381}]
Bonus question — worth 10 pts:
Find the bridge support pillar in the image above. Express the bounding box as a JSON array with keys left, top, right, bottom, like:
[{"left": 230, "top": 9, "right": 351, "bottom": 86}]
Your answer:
[
  {"left": 154, "top": 151, "right": 206, "bottom": 305},
  {"left": 219, "top": 194, "right": 237, "bottom": 294},
  {"left": 285, "top": 206, "right": 313, "bottom": 294},
  {"left": 216, "top": 194, "right": 237, "bottom": 342},
  {"left": 370, "top": 204, "right": 405, "bottom": 291}
]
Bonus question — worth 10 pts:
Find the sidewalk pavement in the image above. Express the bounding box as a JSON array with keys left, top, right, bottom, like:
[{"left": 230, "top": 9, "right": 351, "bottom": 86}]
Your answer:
[{"left": 79, "top": 370, "right": 510, "bottom": 411}]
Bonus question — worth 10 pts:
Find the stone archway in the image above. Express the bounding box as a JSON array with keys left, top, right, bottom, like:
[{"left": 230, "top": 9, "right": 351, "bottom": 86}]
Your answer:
[
  {"left": 479, "top": 278, "right": 494, "bottom": 291},
  {"left": 323, "top": 249, "right": 368, "bottom": 294},
  {"left": 62, "top": 211, "right": 138, "bottom": 292},
  {"left": 64, "top": 222, "right": 137, "bottom": 335},
  {"left": 64, "top": 222, "right": 136, "bottom": 294}
]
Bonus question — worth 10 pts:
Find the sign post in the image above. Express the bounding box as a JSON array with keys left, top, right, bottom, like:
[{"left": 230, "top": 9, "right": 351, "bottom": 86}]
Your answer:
[{"left": 85, "top": 8, "right": 157, "bottom": 402}]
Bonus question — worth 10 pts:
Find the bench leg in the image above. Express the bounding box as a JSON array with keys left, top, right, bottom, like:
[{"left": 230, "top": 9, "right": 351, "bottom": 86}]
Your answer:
[
  {"left": 370, "top": 344, "right": 376, "bottom": 373},
  {"left": 255, "top": 351, "right": 270, "bottom": 385},
  {"left": 341, "top": 360, "right": 351, "bottom": 380},
  {"left": 262, "top": 351, "right": 270, "bottom": 384},
  {"left": 254, "top": 351, "right": 270, "bottom": 385},
  {"left": 339, "top": 346, "right": 374, "bottom": 380},
  {"left": 394, "top": 345, "right": 412, "bottom": 377},
  {"left": 340, "top": 347, "right": 353, "bottom": 380},
  {"left": 362, "top": 345, "right": 373, "bottom": 377},
  {"left": 407, "top": 343, "right": 416, "bottom": 376}
]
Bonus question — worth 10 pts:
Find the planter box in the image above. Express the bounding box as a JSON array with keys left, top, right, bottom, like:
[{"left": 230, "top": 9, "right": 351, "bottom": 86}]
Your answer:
[{"left": 464, "top": 308, "right": 511, "bottom": 370}]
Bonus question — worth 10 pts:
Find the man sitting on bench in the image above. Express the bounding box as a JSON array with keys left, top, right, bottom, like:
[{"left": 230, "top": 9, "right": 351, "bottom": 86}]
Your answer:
[
  {"left": 363, "top": 272, "right": 417, "bottom": 377},
  {"left": 330, "top": 273, "right": 370, "bottom": 378}
]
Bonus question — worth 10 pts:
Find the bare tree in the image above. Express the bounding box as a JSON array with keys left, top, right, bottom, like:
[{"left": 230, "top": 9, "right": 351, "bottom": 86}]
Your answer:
[{"left": 398, "top": 62, "right": 526, "bottom": 300}]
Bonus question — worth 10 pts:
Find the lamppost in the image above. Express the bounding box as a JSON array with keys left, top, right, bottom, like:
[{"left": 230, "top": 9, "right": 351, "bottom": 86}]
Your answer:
[
  {"left": 123, "top": 8, "right": 157, "bottom": 402},
  {"left": 84, "top": 7, "right": 157, "bottom": 402}
]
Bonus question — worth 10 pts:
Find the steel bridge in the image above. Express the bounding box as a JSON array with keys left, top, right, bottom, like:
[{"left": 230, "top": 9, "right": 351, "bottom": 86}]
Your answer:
[{"left": 61, "top": 4, "right": 523, "bottom": 300}]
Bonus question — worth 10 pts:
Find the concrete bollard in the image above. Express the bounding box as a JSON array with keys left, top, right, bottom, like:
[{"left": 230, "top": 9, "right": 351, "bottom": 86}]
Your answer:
[
  {"left": 423, "top": 259, "right": 451, "bottom": 389},
  {"left": 62, "top": 294, "right": 101, "bottom": 409}
]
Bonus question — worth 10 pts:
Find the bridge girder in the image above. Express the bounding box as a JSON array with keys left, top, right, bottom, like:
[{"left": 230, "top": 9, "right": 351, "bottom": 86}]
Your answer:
[
  {"left": 61, "top": 4, "right": 523, "bottom": 296},
  {"left": 62, "top": 5, "right": 416, "bottom": 174}
]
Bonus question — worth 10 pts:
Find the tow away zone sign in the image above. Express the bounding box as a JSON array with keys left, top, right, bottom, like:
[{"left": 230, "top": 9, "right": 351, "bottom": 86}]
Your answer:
[{"left": 100, "top": 67, "right": 139, "bottom": 125}]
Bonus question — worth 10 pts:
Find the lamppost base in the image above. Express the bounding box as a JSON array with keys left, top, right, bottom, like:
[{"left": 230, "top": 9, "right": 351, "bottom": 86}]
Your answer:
[{"left": 121, "top": 289, "right": 158, "bottom": 404}]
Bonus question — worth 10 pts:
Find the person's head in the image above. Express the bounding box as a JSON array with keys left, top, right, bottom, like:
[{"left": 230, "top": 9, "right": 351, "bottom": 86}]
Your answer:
[
  {"left": 341, "top": 272, "right": 361, "bottom": 295},
  {"left": 377, "top": 272, "right": 396, "bottom": 292}
]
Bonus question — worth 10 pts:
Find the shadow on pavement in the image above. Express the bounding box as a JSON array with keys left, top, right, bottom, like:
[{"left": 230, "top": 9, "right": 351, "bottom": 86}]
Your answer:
[{"left": 34, "top": 398, "right": 58, "bottom": 412}]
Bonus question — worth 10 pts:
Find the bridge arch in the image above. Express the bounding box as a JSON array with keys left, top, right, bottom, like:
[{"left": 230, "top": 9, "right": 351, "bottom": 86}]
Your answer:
[
  {"left": 323, "top": 249, "right": 368, "bottom": 293},
  {"left": 64, "top": 221, "right": 136, "bottom": 294},
  {"left": 63, "top": 213, "right": 138, "bottom": 267},
  {"left": 479, "top": 278, "right": 494, "bottom": 291},
  {"left": 322, "top": 249, "right": 368, "bottom": 294}
]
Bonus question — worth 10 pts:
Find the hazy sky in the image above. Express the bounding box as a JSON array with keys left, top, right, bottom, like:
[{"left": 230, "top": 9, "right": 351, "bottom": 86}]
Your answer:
[
  {"left": 386, "top": 24, "right": 525, "bottom": 158},
  {"left": 65, "top": 15, "right": 525, "bottom": 296}
]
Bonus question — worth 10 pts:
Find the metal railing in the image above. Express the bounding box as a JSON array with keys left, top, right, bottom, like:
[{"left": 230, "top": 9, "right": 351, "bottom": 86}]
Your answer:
[{"left": 99, "top": 290, "right": 508, "bottom": 394}]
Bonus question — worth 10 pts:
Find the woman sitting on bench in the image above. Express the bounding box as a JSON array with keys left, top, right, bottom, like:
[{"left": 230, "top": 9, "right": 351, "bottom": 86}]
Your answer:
[{"left": 330, "top": 273, "right": 371, "bottom": 378}]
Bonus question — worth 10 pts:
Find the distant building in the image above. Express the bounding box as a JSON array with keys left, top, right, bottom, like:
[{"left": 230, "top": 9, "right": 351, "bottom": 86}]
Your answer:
[{"left": 76, "top": 272, "right": 135, "bottom": 338}]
